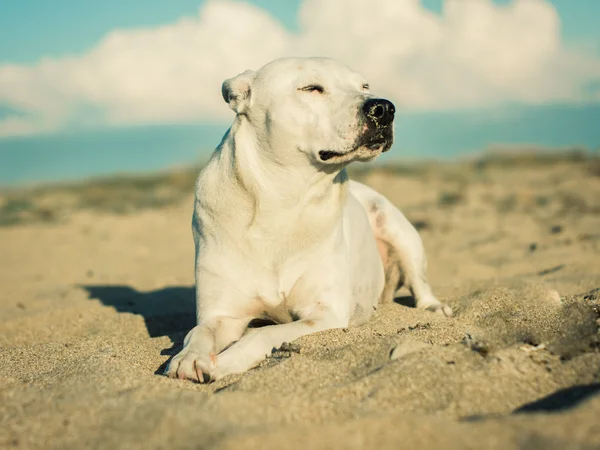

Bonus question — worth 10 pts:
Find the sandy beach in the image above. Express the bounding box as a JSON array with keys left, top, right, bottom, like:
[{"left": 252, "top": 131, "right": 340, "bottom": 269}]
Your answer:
[{"left": 1, "top": 151, "right": 599, "bottom": 449}]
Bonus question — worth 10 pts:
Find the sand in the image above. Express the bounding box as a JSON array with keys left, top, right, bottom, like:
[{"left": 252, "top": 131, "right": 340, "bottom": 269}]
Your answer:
[{"left": 1, "top": 153, "right": 600, "bottom": 449}]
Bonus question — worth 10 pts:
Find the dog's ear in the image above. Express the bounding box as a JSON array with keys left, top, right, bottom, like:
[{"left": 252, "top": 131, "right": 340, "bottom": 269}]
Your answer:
[{"left": 221, "top": 70, "right": 257, "bottom": 114}]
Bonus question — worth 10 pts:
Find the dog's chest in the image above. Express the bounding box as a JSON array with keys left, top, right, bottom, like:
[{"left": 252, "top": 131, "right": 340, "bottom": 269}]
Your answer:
[
  {"left": 246, "top": 205, "right": 340, "bottom": 256},
  {"left": 248, "top": 249, "right": 330, "bottom": 321}
]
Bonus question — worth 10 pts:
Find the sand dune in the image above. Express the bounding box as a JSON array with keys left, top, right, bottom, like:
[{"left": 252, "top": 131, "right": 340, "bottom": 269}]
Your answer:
[{"left": 1, "top": 153, "right": 599, "bottom": 449}]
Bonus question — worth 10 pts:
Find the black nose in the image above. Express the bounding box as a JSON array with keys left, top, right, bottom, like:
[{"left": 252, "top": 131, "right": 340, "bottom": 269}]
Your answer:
[{"left": 362, "top": 98, "right": 395, "bottom": 127}]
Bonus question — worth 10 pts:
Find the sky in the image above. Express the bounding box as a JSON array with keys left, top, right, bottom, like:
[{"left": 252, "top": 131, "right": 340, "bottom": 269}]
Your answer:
[{"left": 0, "top": 0, "right": 599, "bottom": 185}]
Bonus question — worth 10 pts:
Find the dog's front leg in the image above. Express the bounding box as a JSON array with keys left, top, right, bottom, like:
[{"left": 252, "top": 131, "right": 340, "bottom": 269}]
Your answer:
[
  {"left": 164, "top": 316, "right": 248, "bottom": 382},
  {"left": 213, "top": 315, "right": 342, "bottom": 380}
]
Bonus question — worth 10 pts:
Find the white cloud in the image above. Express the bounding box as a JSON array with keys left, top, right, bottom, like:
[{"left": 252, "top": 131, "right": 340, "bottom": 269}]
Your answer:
[{"left": 1, "top": 0, "right": 599, "bottom": 137}]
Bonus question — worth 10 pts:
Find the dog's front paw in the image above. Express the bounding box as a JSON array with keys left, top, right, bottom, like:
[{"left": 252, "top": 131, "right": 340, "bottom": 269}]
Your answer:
[
  {"left": 164, "top": 349, "right": 216, "bottom": 383},
  {"left": 426, "top": 303, "right": 453, "bottom": 317}
]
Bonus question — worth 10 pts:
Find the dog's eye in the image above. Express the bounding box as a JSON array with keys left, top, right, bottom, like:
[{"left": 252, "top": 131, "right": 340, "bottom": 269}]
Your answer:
[
  {"left": 362, "top": 83, "right": 370, "bottom": 90},
  {"left": 299, "top": 84, "right": 325, "bottom": 94}
]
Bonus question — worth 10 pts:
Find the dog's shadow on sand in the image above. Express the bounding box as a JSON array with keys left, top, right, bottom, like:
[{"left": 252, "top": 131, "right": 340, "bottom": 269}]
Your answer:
[{"left": 81, "top": 284, "right": 196, "bottom": 374}]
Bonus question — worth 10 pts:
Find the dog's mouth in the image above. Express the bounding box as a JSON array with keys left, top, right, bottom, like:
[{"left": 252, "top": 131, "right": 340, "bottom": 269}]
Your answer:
[
  {"left": 317, "top": 120, "right": 394, "bottom": 163},
  {"left": 318, "top": 150, "right": 346, "bottom": 161},
  {"left": 318, "top": 136, "right": 393, "bottom": 162}
]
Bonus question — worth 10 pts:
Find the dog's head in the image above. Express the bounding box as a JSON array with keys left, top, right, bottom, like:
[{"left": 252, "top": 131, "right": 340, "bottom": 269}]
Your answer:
[{"left": 222, "top": 57, "right": 395, "bottom": 167}]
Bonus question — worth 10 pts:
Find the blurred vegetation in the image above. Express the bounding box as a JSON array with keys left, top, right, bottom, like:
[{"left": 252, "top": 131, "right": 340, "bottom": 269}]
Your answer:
[
  {"left": 0, "top": 168, "right": 199, "bottom": 226},
  {"left": 0, "top": 147, "right": 598, "bottom": 227}
]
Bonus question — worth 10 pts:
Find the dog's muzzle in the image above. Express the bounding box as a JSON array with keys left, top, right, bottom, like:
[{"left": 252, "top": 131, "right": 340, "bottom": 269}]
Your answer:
[{"left": 317, "top": 98, "right": 396, "bottom": 163}]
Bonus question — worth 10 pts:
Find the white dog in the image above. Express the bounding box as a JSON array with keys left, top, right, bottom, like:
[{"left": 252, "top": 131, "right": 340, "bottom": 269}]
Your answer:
[{"left": 165, "top": 57, "right": 452, "bottom": 383}]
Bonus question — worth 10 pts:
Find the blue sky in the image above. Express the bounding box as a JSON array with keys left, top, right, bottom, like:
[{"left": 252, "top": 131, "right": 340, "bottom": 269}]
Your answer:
[
  {"left": 0, "top": 1, "right": 300, "bottom": 63},
  {"left": 0, "top": 0, "right": 599, "bottom": 185},
  {"left": 1, "top": 0, "right": 598, "bottom": 63}
]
